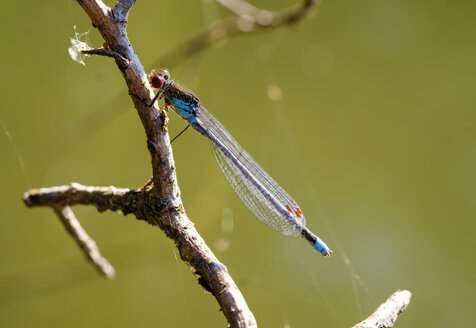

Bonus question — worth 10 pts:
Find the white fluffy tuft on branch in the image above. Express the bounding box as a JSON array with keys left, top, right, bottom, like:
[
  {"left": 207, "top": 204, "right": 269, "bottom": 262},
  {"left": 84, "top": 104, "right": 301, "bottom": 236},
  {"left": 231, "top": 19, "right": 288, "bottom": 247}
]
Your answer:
[{"left": 68, "top": 26, "right": 92, "bottom": 66}]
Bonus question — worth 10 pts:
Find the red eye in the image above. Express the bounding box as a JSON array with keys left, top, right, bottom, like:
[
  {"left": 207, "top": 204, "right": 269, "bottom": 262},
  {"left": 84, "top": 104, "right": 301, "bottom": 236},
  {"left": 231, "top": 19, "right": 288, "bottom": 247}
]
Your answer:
[
  {"left": 150, "top": 75, "right": 163, "bottom": 88},
  {"left": 102, "top": 42, "right": 109, "bottom": 50}
]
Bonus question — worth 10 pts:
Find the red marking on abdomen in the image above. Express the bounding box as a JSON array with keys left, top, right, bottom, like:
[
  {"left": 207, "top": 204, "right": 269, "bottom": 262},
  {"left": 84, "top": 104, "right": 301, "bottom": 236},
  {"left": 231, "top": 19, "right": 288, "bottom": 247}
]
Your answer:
[
  {"left": 291, "top": 199, "right": 297, "bottom": 205},
  {"left": 295, "top": 211, "right": 301, "bottom": 218},
  {"left": 297, "top": 208, "right": 302, "bottom": 214},
  {"left": 286, "top": 206, "right": 292, "bottom": 213}
]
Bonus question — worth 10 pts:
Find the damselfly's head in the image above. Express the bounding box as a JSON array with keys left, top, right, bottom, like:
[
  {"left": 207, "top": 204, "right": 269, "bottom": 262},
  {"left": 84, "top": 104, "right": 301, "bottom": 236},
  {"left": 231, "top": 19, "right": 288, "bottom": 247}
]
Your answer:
[{"left": 149, "top": 69, "right": 170, "bottom": 90}]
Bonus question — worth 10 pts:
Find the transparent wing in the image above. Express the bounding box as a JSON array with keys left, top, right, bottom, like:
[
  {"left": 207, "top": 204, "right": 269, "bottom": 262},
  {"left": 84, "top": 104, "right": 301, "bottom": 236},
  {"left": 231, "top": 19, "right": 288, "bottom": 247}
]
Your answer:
[
  {"left": 210, "top": 142, "right": 302, "bottom": 236},
  {"left": 196, "top": 105, "right": 306, "bottom": 237}
]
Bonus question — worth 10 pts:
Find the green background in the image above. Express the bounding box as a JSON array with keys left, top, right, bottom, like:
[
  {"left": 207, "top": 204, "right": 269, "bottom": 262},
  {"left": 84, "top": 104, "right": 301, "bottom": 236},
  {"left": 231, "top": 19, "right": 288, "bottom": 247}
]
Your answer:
[{"left": 1, "top": 0, "right": 474, "bottom": 327}]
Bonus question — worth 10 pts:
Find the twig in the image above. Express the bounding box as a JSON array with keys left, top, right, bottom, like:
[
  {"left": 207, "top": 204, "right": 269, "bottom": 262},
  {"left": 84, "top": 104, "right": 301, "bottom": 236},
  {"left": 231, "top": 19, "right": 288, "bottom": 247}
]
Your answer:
[
  {"left": 24, "top": 182, "right": 137, "bottom": 213},
  {"left": 352, "top": 290, "right": 412, "bottom": 328},
  {"left": 53, "top": 205, "right": 115, "bottom": 278},
  {"left": 159, "top": 0, "right": 320, "bottom": 67},
  {"left": 24, "top": 182, "right": 136, "bottom": 278},
  {"left": 217, "top": 0, "right": 260, "bottom": 16},
  {"left": 114, "top": 0, "right": 136, "bottom": 19},
  {"left": 82, "top": 48, "right": 131, "bottom": 69}
]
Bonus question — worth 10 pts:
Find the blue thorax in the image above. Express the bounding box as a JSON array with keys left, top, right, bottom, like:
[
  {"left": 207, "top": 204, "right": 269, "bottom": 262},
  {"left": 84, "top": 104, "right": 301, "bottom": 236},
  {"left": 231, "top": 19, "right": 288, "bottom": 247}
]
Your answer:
[{"left": 170, "top": 97, "right": 198, "bottom": 124}]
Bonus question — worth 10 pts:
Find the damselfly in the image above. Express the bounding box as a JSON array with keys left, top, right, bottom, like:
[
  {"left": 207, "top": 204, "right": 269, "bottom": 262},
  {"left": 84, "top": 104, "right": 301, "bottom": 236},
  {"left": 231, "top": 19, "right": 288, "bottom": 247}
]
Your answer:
[{"left": 147, "top": 69, "right": 332, "bottom": 256}]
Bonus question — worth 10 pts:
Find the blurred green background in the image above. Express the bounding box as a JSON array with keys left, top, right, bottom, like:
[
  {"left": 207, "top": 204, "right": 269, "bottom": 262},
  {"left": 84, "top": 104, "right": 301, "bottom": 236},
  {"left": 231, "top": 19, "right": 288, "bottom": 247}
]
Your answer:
[{"left": 1, "top": 0, "right": 474, "bottom": 327}]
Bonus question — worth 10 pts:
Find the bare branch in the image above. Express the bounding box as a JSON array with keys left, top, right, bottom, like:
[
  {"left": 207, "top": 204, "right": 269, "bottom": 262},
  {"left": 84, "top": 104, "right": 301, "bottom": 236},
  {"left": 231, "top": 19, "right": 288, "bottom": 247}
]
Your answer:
[
  {"left": 217, "top": 0, "right": 260, "bottom": 16},
  {"left": 159, "top": 0, "right": 320, "bottom": 68},
  {"left": 82, "top": 48, "right": 131, "bottom": 68},
  {"left": 113, "top": 0, "right": 136, "bottom": 20},
  {"left": 23, "top": 182, "right": 137, "bottom": 214},
  {"left": 53, "top": 206, "right": 115, "bottom": 278},
  {"left": 23, "top": 180, "right": 258, "bottom": 327},
  {"left": 352, "top": 290, "right": 412, "bottom": 328},
  {"left": 23, "top": 0, "right": 258, "bottom": 325}
]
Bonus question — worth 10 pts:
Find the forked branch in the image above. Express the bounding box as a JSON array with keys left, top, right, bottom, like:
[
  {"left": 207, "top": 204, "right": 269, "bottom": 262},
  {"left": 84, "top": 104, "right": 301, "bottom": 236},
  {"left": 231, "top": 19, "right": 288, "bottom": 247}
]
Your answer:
[{"left": 24, "top": 0, "right": 257, "bottom": 326}]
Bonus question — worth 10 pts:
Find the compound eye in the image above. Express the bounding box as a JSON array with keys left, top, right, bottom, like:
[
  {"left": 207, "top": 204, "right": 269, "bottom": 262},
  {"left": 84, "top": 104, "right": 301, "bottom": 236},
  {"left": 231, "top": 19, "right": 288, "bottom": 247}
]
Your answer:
[{"left": 150, "top": 75, "right": 163, "bottom": 88}]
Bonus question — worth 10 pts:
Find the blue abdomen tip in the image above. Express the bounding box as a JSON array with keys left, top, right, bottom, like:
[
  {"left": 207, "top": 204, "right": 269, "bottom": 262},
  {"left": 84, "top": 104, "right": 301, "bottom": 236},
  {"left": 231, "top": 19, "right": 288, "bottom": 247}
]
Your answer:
[{"left": 314, "top": 237, "right": 331, "bottom": 256}]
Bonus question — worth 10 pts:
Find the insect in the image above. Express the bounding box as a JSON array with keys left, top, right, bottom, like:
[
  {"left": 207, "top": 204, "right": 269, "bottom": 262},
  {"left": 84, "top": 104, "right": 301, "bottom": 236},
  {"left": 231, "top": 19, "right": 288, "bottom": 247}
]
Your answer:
[{"left": 147, "top": 69, "right": 331, "bottom": 256}]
